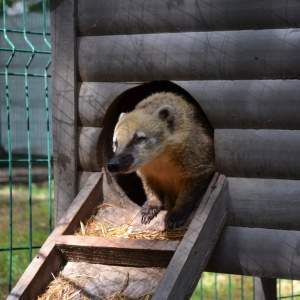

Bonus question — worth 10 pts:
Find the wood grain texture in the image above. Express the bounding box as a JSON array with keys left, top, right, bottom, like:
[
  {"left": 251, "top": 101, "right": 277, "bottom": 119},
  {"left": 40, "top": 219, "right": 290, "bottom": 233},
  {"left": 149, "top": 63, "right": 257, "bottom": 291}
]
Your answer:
[
  {"left": 206, "top": 226, "right": 300, "bottom": 280},
  {"left": 78, "top": 82, "right": 138, "bottom": 127},
  {"left": 51, "top": 0, "right": 77, "bottom": 223},
  {"left": 215, "top": 129, "right": 300, "bottom": 179},
  {"left": 77, "top": 29, "right": 300, "bottom": 82},
  {"left": 77, "top": 0, "right": 300, "bottom": 36},
  {"left": 61, "top": 262, "right": 165, "bottom": 299},
  {"left": 254, "top": 278, "right": 277, "bottom": 300},
  {"left": 8, "top": 173, "right": 103, "bottom": 300},
  {"left": 176, "top": 80, "right": 300, "bottom": 130},
  {"left": 78, "top": 80, "right": 300, "bottom": 130},
  {"left": 153, "top": 174, "right": 228, "bottom": 300},
  {"left": 56, "top": 235, "right": 179, "bottom": 268},
  {"left": 226, "top": 177, "right": 300, "bottom": 230},
  {"left": 78, "top": 127, "right": 102, "bottom": 171}
]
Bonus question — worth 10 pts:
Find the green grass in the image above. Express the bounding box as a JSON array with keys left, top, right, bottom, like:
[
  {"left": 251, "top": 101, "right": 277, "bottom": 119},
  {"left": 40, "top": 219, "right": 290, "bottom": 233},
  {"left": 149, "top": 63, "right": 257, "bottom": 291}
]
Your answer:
[
  {"left": 191, "top": 273, "right": 254, "bottom": 300},
  {"left": 0, "top": 182, "right": 53, "bottom": 300}
]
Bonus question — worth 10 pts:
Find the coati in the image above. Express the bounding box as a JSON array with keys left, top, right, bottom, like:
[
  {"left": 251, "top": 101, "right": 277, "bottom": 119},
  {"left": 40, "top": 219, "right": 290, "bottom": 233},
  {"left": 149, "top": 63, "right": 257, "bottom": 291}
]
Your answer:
[{"left": 107, "top": 92, "right": 215, "bottom": 229}]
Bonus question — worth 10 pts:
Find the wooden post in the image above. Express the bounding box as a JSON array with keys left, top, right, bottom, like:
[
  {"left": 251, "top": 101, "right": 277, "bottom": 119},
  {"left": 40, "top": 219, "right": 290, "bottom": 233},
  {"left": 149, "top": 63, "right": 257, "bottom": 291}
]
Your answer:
[
  {"left": 254, "top": 278, "right": 277, "bottom": 300},
  {"left": 51, "top": 0, "right": 78, "bottom": 223}
]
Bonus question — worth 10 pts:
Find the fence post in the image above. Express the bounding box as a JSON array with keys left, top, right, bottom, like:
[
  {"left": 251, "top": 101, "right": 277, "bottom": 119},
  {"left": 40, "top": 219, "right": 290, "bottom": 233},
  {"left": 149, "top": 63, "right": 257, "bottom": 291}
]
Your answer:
[{"left": 254, "top": 277, "right": 277, "bottom": 300}]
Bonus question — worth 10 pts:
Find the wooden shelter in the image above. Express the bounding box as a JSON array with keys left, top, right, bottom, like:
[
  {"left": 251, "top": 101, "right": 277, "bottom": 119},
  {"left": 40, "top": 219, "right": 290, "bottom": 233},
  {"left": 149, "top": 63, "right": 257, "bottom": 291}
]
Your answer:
[{"left": 8, "top": 0, "right": 300, "bottom": 299}]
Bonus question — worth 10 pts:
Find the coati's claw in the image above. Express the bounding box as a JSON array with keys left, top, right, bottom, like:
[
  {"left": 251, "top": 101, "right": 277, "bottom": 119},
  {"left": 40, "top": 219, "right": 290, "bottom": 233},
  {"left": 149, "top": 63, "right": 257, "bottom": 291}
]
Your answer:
[
  {"left": 166, "top": 211, "right": 188, "bottom": 229},
  {"left": 141, "top": 205, "right": 162, "bottom": 225}
]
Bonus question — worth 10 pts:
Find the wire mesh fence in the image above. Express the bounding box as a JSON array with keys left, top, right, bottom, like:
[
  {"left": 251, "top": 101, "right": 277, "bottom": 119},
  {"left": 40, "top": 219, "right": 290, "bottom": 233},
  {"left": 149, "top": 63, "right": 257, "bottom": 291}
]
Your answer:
[
  {"left": 1, "top": 1, "right": 300, "bottom": 299},
  {"left": 0, "top": 0, "right": 52, "bottom": 297}
]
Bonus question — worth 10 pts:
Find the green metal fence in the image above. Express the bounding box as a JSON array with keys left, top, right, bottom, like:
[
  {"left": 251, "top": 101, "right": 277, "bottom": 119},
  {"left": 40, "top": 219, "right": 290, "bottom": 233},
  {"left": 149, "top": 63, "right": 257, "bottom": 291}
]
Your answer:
[
  {"left": 1, "top": 1, "right": 300, "bottom": 299},
  {"left": 0, "top": 0, "right": 52, "bottom": 298}
]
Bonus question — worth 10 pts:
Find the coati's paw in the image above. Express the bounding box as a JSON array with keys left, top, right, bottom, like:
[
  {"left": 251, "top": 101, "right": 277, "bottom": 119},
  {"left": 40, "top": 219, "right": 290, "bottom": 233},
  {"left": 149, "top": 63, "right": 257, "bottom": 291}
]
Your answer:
[
  {"left": 165, "top": 211, "right": 189, "bottom": 229},
  {"left": 141, "top": 204, "right": 162, "bottom": 225}
]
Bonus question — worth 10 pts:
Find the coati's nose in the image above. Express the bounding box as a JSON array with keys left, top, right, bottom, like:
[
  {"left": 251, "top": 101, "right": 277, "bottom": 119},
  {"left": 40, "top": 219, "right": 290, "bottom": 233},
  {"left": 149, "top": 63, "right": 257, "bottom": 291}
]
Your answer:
[
  {"left": 107, "top": 156, "right": 121, "bottom": 172},
  {"left": 107, "top": 154, "right": 134, "bottom": 173}
]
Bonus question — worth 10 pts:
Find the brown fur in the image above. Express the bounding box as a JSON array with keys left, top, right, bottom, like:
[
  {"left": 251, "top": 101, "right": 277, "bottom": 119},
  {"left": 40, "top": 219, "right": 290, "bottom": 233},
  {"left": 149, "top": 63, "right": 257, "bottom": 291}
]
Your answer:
[{"left": 108, "top": 92, "right": 215, "bottom": 228}]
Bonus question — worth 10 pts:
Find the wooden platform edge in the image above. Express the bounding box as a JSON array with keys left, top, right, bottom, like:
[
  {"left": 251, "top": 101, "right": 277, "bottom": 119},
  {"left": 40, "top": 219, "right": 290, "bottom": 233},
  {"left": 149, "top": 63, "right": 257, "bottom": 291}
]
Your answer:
[
  {"left": 56, "top": 235, "right": 179, "bottom": 268},
  {"left": 152, "top": 173, "right": 228, "bottom": 300},
  {"left": 7, "top": 172, "right": 103, "bottom": 300}
]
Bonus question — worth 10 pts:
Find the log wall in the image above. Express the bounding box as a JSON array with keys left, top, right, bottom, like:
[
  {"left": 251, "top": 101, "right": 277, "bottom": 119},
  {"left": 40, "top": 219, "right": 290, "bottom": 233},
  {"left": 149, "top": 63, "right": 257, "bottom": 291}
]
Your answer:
[{"left": 51, "top": 0, "right": 300, "bottom": 282}]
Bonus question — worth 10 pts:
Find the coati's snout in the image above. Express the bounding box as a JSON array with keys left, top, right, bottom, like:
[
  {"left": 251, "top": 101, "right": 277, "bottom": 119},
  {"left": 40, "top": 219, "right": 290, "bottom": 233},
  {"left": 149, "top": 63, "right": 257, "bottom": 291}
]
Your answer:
[{"left": 107, "top": 154, "right": 134, "bottom": 173}]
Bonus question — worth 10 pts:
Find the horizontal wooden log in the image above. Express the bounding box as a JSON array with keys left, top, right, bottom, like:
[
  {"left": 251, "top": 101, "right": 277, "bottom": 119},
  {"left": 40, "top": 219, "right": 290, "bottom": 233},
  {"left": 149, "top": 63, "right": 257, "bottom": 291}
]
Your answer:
[
  {"left": 56, "top": 235, "right": 179, "bottom": 268},
  {"left": 78, "top": 127, "right": 102, "bottom": 171},
  {"left": 215, "top": 129, "right": 300, "bottom": 179},
  {"left": 78, "top": 82, "right": 138, "bottom": 127},
  {"left": 177, "top": 80, "right": 300, "bottom": 130},
  {"left": 153, "top": 174, "right": 228, "bottom": 300},
  {"left": 8, "top": 173, "right": 103, "bottom": 300},
  {"left": 226, "top": 177, "right": 300, "bottom": 230},
  {"left": 254, "top": 278, "right": 277, "bottom": 300},
  {"left": 78, "top": 80, "right": 300, "bottom": 130},
  {"left": 77, "top": 29, "right": 300, "bottom": 82},
  {"left": 206, "top": 226, "right": 300, "bottom": 280},
  {"left": 77, "top": 0, "right": 300, "bottom": 36}
]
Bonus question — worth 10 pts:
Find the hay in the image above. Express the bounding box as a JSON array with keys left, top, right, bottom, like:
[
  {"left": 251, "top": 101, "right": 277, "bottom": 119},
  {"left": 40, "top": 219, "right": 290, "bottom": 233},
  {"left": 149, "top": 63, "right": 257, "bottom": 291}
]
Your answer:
[
  {"left": 37, "top": 271, "right": 154, "bottom": 300},
  {"left": 75, "top": 204, "right": 187, "bottom": 240},
  {"left": 38, "top": 203, "right": 185, "bottom": 299},
  {"left": 37, "top": 272, "right": 84, "bottom": 300}
]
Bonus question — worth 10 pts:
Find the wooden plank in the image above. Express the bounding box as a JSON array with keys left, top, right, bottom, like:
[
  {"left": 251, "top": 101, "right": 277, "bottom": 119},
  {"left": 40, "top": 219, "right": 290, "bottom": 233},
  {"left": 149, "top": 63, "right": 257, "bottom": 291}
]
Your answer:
[
  {"left": 77, "top": 29, "right": 300, "bottom": 82},
  {"left": 254, "top": 278, "right": 277, "bottom": 300},
  {"left": 51, "top": 0, "right": 78, "bottom": 223},
  {"left": 77, "top": 0, "right": 300, "bottom": 36},
  {"left": 176, "top": 80, "right": 300, "bottom": 130},
  {"left": 78, "top": 127, "right": 102, "bottom": 171},
  {"left": 60, "top": 262, "right": 165, "bottom": 299},
  {"left": 215, "top": 129, "right": 300, "bottom": 179},
  {"left": 226, "top": 177, "right": 300, "bottom": 230},
  {"left": 78, "top": 80, "right": 300, "bottom": 130},
  {"left": 78, "top": 82, "right": 138, "bottom": 127},
  {"left": 56, "top": 235, "right": 179, "bottom": 268},
  {"left": 152, "top": 174, "right": 228, "bottom": 300},
  {"left": 206, "top": 226, "right": 300, "bottom": 279},
  {"left": 8, "top": 172, "right": 103, "bottom": 300}
]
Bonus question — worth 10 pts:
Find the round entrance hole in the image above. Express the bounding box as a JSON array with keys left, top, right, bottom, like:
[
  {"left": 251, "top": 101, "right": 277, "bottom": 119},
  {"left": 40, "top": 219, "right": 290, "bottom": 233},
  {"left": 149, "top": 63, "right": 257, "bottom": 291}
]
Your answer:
[{"left": 98, "top": 81, "right": 213, "bottom": 206}]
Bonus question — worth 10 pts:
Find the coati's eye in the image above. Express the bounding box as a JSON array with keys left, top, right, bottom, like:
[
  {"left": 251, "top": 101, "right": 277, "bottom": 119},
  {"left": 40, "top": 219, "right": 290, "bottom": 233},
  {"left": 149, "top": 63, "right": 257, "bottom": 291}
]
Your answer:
[
  {"left": 137, "top": 136, "right": 147, "bottom": 142},
  {"left": 134, "top": 132, "right": 147, "bottom": 143}
]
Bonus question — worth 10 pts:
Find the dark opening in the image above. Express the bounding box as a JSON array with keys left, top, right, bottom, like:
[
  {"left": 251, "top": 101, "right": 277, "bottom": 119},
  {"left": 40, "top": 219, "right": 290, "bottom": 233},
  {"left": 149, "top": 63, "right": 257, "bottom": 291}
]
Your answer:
[{"left": 98, "top": 81, "right": 213, "bottom": 206}]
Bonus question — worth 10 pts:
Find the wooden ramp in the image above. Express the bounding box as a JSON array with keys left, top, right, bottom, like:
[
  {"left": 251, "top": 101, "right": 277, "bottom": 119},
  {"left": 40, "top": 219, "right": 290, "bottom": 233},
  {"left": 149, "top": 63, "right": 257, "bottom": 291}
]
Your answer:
[{"left": 8, "top": 171, "right": 227, "bottom": 300}]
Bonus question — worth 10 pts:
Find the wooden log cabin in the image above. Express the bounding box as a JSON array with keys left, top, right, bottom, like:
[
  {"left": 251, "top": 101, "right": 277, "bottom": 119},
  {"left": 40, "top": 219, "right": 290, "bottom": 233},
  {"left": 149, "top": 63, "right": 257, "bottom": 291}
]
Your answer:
[{"left": 8, "top": 0, "right": 300, "bottom": 299}]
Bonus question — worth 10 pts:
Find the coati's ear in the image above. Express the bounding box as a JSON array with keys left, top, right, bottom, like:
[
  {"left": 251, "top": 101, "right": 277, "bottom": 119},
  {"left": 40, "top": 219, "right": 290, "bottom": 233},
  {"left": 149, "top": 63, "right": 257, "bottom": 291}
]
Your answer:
[
  {"left": 155, "top": 105, "right": 174, "bottom": 122},
  {"left": 118, "top": 112, "right": 126, "bottom": 121}
]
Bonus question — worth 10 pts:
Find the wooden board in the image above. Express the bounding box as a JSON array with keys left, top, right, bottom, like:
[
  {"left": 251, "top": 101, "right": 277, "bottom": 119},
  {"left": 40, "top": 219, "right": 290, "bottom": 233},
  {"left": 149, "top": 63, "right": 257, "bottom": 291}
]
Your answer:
[
  {"left": 78, "top": 80, "right": 300, "bottom": 130},
  {"left": 78, "top": 127, "right": 102, "bottom": 171},
  {"left": 51, "top": 0, "right": 77, "bottom": 223},
  {"left": 153, "top": 174, "right": 228, "bottom": 300},
  {"left": 77, "top": 0, "right": 300, "bottom": 36},
  {"left": 56, "top": 235, "right": 179, "bottom": 268},
  {"left": 58, "top": 262, "right": 165, "bottom": 299},
  {"left": 77, "top": 29, "right": 300, "bottom": 82},
  {"left": 226, "top": 177, "right": 300, "bottom": 230},
  {"left": 215, "top": 129, "right": 300, "bottom": 179},
  {"left": 78, "top": 82, "right": 138, "bottom": 127},
  {"left": 7, "top": 173, "right": 103, "bottom": 300},
  {"left": 206, "top": 226, "right": 300, "bottom": 280},
  {"left": 176, "top": 80, "right": 300, "bottom": 130},
  {"left": 254, "top": 278, "right": 277, "bottom": 300}
]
